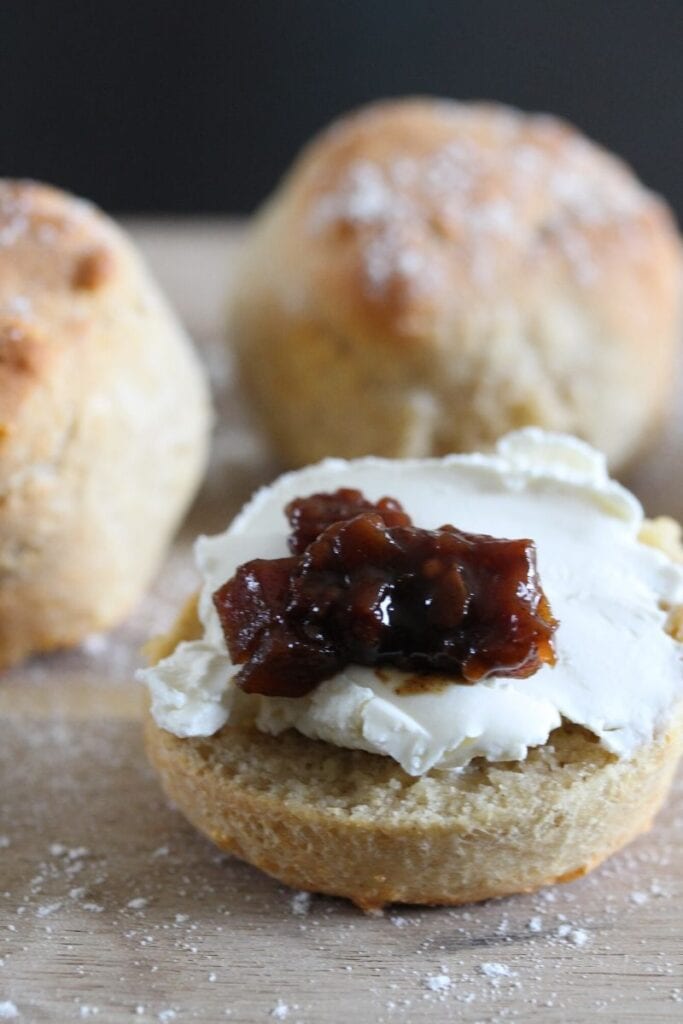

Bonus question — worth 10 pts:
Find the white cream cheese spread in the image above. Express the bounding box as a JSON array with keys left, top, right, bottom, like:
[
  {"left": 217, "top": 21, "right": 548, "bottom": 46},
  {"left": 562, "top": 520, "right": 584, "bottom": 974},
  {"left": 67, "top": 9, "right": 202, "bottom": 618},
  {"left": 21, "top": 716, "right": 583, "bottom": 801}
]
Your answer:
[{"left": 139, "top": 430, "right": 683, "bottom": 776}]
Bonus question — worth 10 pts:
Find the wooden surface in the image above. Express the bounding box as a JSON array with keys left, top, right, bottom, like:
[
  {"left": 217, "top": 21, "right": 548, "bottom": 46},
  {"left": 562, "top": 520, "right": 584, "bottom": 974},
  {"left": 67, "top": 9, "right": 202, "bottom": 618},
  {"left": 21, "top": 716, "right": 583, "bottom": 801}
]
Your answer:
[{"left": 1, "top": 220, "right": 682, "bottom": 1024}]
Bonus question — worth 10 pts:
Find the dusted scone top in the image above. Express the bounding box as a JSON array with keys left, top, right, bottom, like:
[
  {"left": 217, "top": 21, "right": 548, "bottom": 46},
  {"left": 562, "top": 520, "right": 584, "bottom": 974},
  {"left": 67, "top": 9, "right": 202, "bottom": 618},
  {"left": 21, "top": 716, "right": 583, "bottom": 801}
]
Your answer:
[
  {"left": 0, "top": 180, "right": 211, "bottom": 666},
  {"left": 140, "top": 431, "right": 683, "bottom": 776},
  {"left": 231, "top": 98, "right": 682, "bottom": 469}
]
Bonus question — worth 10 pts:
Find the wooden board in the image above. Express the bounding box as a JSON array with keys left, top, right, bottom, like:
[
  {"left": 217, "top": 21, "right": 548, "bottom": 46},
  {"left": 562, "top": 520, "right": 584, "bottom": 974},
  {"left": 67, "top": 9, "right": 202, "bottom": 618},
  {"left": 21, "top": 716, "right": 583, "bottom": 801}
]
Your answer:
[{"left": 0, "top": 220, "right": 681, "bottom": 1024}]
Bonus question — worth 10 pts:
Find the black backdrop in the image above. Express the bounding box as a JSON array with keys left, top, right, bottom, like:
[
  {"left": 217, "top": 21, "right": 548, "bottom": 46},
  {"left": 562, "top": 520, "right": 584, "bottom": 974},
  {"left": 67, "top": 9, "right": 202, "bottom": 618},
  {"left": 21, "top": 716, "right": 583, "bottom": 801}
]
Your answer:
[{"left": 2, "top": 1, "right": 683, "bottom": 218}]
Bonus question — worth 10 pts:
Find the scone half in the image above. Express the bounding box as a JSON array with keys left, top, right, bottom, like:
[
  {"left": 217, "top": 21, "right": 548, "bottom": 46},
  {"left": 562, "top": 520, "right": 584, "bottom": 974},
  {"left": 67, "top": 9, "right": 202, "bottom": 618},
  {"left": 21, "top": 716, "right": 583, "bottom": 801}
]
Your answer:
[
  {"left": 145, "top": 597, "right": 683, "bottom": 910},
  {"left": 141, "top": 435, "right": 683, "bottom": 910}
]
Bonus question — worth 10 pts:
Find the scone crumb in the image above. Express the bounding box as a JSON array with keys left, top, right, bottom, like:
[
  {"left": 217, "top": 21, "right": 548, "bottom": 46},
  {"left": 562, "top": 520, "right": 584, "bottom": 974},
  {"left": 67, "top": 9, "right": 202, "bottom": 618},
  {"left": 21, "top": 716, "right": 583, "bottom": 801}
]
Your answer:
[{"left": 639, "top": 516, "right": 683, "bottom": 563}]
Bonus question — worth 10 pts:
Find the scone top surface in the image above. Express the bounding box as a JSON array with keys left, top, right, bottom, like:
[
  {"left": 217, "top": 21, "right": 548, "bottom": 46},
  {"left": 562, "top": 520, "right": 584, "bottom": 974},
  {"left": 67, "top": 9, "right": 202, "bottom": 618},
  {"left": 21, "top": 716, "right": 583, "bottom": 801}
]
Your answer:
[
  {"left": 232, "top": 98, "right": 682, "bottom": 468},
  {"left": 0, "top": 181, "right": 113, "bottom": 431},
  {"left": 0, "top": 180, "right": 211, "bottom": 666}
]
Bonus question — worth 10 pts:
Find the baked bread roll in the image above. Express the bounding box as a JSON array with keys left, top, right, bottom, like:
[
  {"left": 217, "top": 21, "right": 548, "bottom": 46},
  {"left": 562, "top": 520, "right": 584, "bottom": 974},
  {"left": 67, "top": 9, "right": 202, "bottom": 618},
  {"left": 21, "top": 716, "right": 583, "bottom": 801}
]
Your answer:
[
  {"left": 0, "top": 180, "right": 211, "bottom": 668},
  {"left": 140, "top": 432, "right": 683, "bottom": 909},
  {"left": 230, "top": 98, "right": 682, "bottom": 469}
]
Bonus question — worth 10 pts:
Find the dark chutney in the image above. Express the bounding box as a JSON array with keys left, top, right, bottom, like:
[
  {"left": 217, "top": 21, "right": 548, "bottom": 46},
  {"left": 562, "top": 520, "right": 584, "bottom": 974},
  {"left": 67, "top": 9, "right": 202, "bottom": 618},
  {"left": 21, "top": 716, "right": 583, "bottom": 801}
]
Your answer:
[{"left": 213, "top": 488, "right": 558, "bottom": 698}]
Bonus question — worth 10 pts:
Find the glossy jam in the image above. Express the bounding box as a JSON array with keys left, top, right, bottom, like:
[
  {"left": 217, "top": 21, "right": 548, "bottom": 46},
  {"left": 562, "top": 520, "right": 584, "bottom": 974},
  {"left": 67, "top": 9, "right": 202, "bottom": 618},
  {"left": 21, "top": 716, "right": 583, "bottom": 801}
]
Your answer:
[
  {"left": 286, "top": 488, "right": 411, "bottom": 554},
  {"left": 213, "top": 490, "right": 558, "bottom": 697}
]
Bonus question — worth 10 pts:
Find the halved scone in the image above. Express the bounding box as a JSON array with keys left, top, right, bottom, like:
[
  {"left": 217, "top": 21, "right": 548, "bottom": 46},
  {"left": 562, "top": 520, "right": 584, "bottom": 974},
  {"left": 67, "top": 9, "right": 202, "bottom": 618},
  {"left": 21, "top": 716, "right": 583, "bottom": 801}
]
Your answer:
[{"left": 140, "top": 432, "right": 683, "bottom": 909}]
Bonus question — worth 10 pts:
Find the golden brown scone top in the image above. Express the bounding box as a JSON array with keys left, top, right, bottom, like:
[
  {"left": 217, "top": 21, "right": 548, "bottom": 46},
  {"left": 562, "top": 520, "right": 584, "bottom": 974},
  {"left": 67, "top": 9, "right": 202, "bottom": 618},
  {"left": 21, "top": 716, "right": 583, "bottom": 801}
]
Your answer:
[
  {"left": 0, "top": 180, "right": 161, "bottom": 465},
  {"left": 254, "top": 98, "right": 680, "bottom": 344},
  {"left": 231, "top": 99, "right": 682, "bottom": 469},
  {"left": 0, "top": 181, "right": 122, "bottom": 413}
]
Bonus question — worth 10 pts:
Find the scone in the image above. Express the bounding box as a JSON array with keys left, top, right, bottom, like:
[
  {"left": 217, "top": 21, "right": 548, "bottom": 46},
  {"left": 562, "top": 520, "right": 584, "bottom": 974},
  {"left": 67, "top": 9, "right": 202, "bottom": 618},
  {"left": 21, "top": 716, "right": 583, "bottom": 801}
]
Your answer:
[
  {"left": 0, "top": 180, "right": 211, "bottom": 668},
  {"left": 140, "top": 431, "right": 683, "bottom": 909},
  {"left": 230, "top": 98, "right": 682, "bottom": 470}
]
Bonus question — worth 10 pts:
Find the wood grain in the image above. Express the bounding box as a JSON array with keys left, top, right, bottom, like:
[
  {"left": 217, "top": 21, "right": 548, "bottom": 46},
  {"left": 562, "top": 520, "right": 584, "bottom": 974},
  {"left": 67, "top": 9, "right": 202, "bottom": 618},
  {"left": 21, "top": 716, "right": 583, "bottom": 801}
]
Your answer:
[{"left": 0, "top": 221, "right": 681, "bottom": 1024}]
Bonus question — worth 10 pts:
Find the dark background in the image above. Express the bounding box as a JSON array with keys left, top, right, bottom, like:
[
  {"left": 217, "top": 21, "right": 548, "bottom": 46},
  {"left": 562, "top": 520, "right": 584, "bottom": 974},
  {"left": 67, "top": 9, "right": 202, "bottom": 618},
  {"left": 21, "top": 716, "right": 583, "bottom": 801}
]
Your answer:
[{"left": 2, "top": 1, "right": 683, "bottom": 218}]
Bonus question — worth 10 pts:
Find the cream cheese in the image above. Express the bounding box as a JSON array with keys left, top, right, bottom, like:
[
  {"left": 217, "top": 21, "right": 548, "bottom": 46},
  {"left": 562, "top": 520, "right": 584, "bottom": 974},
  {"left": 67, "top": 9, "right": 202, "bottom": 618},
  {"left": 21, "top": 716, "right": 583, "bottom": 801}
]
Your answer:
[{"left": 139, "top": 430, "right": 683, "bottom": 776}]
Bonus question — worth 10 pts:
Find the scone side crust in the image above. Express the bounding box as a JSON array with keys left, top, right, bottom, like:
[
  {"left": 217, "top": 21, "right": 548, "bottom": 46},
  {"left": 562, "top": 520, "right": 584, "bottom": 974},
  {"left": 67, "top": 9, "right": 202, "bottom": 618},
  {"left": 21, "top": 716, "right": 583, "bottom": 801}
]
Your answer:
[{"left": 145, "top": 709, "right": 682, "bottom": 909}]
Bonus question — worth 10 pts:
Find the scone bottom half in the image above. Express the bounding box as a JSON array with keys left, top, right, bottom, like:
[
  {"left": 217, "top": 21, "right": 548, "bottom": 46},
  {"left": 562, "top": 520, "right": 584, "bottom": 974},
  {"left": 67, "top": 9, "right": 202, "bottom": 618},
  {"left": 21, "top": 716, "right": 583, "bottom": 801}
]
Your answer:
[
  {"left": 142, "top": 481, "right": 683, "bottom": 911},
  {"left": 144, "top": 596, "right": 683, "bottom": 911}
]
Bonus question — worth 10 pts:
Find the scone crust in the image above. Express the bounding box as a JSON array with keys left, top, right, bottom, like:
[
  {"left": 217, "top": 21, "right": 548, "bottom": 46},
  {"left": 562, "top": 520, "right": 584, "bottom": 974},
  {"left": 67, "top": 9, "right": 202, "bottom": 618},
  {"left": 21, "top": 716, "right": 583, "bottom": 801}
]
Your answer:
[
  {"left": 144, "top": 515, "right": 683, "bottom": 910},
  {"left": 0, "top": 180, "right": 211, "bottom": 667},
  {"left": 231, "top": 98, "right": 682, "bottom": 469},
  {"left": 145, "top": 708, "right": 682, "bottom": 910}
]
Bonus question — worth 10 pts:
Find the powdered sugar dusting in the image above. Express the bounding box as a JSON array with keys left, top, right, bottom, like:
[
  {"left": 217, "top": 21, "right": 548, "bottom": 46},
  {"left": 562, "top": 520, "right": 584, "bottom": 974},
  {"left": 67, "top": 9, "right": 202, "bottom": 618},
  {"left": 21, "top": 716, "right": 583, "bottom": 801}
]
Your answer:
[
  {"left": 0, "top": 189, "right": 30, "bottom": 249},
  {"left": 479, "top": 962, "right": 517, "bottom": 981},
  {"left": 289, "top": 891, "right": 312, "bottom": 916},
  {"left": 556, "top": 923, "right": 591, "bottom": 946},
  {"left": 0, "top": 182, "right": 95, "bottom": 254},
  {"left": 422, "top": 972, "right": 452, "bottom": 993},
  {"left": 310, "top": 161, "right": 400, "bottom": 230},
  {"left": 308, "top": 103, "right": 657, "bottom": 302}
]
